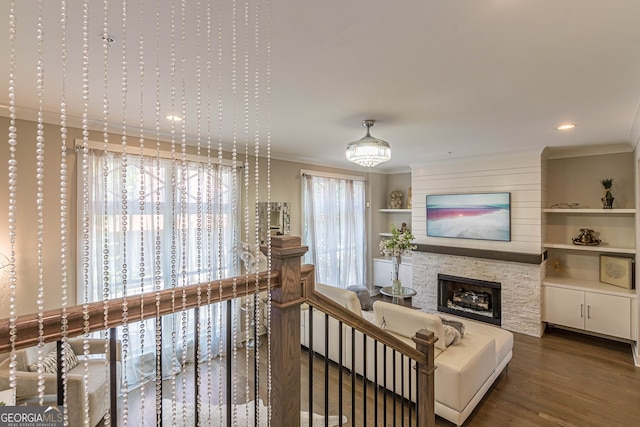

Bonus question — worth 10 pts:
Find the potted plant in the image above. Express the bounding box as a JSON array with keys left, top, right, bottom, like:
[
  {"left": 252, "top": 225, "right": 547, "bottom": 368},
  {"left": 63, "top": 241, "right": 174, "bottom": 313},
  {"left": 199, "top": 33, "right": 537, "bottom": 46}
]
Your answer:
[
  {"left": 379, "top": 225, "right": 416, "bottom": 293},
  {"left": 600, "top": 178, "right": 614, "bottom": 209}
]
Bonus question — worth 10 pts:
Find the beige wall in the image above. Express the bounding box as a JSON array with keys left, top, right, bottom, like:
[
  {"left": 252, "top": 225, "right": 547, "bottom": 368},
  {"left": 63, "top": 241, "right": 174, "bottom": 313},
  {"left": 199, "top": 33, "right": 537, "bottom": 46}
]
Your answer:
[
  {"left": 1, "top": 117, "right": 82, "bottom": 315},
  {"left": 547, "top": 152, "right": 635, "bottom": 209}
]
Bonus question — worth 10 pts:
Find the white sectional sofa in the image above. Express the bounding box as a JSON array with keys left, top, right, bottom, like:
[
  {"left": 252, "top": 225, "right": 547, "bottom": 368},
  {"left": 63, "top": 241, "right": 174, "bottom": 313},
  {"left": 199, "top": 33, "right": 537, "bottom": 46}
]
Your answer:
[{"left": 301, "top": 283, "right": 513, "bottom": 426}]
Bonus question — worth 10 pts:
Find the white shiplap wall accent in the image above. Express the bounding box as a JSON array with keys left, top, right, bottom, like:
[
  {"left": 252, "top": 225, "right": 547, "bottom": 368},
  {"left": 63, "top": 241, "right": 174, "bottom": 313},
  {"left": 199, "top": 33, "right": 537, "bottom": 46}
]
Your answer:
[
  {"left": 411, "top": 150, "right": 544, "bottom": 254},
  {"left": 409, "top": 151, "right": 545, "bottom": 336}
]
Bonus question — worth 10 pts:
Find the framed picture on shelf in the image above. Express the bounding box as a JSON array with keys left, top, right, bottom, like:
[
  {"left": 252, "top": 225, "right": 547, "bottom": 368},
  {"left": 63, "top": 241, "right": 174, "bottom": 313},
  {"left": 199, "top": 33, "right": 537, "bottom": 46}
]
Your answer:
[{"left": 599, "top": 255, "right": 634, "bottom": 289}]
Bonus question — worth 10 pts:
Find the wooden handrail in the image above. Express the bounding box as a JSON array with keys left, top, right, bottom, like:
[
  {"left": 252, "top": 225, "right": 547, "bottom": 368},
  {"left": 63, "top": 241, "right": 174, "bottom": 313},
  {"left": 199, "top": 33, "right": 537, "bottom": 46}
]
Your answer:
[
  {"left": 304, "top": 290, "right": 428, "bottom": 365},
  {"left": 301, "top": 267, "right": 427, "bottom": 365},
  {"left": 300, "top": 266, "right": 435, "bottom": 427},
  {"left": 0, "top": 271, "right": 279, "bottom": 353}
]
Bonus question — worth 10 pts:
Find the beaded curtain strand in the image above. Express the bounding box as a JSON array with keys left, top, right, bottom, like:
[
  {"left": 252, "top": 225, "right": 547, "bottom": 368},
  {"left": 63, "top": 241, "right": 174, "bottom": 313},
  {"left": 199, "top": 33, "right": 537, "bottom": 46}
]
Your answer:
[
  {"left": 59, "top": 0, "right": 71, "bottom": 424},
  {"left": 252, "top": 0, "right": 262, "bottom": 421},
  {"left": 194, "top": 0, "right": 204, "bottom": 421},
  {"left": 34, "top": 0, "right": 47, "bottom": 407},
  {"left": 242, "top": 1, "right": 251, "bottom": 420},
  {"left": 168, "top": 0, "right": 179, "bottom": 424},
  {"left": 6, "top": 0, "right": 18, "bottom": 399},
  {"left": 100, "top": 0, "right": 112, "bottom": 426},
  {"left": 265, "top": 0, "right": 273, "bottom": 420},
  {"left": 203, "top": 0, "right": 216, "bottom": 422},
  {"left": 230, "top": 0, "right": 239, "bottom": 422},
  {"left": 153, "top": 0, "right": 163, "bottom": 422},
  {"left": 136, "top": 0, "right": 147, "bottom": 421},
  {"left": 178, "top": 2, "right": 189, "bottom": 424},
  {"left": 216, "top": 0, "right": 226, "bottom": 422},
  {"left": 80, "top": 0, "right": 94, "bottom": 425}
]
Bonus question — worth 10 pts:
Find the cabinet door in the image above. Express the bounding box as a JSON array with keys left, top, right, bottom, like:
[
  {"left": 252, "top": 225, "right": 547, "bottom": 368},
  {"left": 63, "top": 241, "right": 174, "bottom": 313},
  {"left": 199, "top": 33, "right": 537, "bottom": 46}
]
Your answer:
[
  {"left": 585, "top": 292, "right": 631, "bottom": 339},
  {"left": 373, "top": 259, "right": 392, "bottom": 287},
  {"left": 398, "top": 263, "right": 412, "bottom": 288},
  {"left": 543, "top": 286, "right": 584, "bottom": 329}
]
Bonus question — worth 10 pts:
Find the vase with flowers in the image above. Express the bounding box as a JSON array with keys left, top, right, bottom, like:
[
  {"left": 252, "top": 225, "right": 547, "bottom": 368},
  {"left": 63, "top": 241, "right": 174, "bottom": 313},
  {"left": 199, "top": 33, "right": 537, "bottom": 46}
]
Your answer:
[{"left": 379, "top": 225, "right": 417, "bottom": 293}]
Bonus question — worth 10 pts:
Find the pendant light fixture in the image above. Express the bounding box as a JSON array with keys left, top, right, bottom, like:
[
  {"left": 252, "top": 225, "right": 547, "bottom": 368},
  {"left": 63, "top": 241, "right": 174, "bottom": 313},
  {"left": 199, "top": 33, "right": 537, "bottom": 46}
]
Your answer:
[{"left": 346, "top": 120, "right": 391, "bottom": 167}]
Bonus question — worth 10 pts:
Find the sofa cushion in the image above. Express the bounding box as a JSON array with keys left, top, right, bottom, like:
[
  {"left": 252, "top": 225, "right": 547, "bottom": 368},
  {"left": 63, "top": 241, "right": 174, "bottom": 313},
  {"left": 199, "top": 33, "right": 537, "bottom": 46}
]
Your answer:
[
  {"left": 442, "top": 314, "right": 513, "bottom": 366},
  {"left": 17, "top": 342, "right": 57, "bottom": 372},
  {"left": 346, "top": 285, "right": 372, "bottom": 310},
  {"left": 315, "top": 283, "right": 363, "bottom": 317},
  {"left": 28, "top": 346, "right": 79, "bottom": 374},
  {"left": 443, "top": 325, "right": 462, "bottom": 346},
  {"left": 373, "top": 301, "right": 447, "bottom": 351},
  {"left": 441, "top": 318, "right": 465, "bottom": 336}
]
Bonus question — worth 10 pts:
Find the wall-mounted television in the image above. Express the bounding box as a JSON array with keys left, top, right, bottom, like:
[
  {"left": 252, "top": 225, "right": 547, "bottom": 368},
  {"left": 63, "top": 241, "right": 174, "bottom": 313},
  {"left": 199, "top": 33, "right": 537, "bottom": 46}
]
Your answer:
[{"left": 426, "top": 192, "right": 511, "bottom": 241}]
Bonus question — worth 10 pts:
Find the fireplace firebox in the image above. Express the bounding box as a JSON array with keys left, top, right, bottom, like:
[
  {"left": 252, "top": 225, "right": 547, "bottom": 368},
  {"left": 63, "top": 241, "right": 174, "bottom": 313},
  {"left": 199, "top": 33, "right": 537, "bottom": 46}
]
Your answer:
[{"left": 437, "top": 274, "right": 501, "bottom": 326}]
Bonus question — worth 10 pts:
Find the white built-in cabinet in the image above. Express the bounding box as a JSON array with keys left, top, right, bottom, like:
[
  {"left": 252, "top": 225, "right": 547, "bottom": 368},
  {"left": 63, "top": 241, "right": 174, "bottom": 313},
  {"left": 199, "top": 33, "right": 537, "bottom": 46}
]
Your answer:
[
  {"left": 543, "top": 279, "right": 637, "bottom": 340},
  {"left": 542, "top": 206, "right": 638, "bottom": 341},
  {"left": 543, "top": 152, "right": 638, "bottom": 343},
  {"left": 373, "top": 257, "right": 413, "bottom": 288}
]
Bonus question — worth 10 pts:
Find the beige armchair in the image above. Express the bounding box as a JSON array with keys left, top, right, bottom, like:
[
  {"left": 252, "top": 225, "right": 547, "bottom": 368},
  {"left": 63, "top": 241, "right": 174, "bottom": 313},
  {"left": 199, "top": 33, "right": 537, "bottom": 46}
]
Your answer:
[{"left": 0, "top": 339, "right": 121, "bottom": 427}]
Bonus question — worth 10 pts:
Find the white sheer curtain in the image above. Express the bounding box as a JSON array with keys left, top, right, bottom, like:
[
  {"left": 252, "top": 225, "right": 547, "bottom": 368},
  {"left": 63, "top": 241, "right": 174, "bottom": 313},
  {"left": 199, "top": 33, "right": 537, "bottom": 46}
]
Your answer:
[
  {"left": 302, "top": 172, "right": 366, "bottom": 288},
  {"left": 82, "top": 149, "right": 238, "bottom": 385}
]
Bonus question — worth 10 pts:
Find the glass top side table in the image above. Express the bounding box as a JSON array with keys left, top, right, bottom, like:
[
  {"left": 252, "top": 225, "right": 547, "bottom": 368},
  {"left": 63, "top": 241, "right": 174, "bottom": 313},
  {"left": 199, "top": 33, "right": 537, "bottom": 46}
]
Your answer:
[{"left": 379, "top": 286, "right": 417, "bottom": 306}]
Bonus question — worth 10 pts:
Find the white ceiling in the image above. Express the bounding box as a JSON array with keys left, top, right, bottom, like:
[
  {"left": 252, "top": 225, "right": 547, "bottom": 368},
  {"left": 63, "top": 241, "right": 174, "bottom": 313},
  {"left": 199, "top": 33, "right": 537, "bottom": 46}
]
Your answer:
[{"left": 2, "top": 1, "right": 640, "bottom": 172}]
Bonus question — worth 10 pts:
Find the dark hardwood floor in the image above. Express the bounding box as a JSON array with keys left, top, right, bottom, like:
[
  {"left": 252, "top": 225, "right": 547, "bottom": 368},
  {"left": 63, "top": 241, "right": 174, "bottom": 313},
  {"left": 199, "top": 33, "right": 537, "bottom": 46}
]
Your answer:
[
  {"left": 463, "top": 327, "right": 640, "bottom": 427},
  {"left": 109, "top": 327, "right": 640, "bottom": 426}
]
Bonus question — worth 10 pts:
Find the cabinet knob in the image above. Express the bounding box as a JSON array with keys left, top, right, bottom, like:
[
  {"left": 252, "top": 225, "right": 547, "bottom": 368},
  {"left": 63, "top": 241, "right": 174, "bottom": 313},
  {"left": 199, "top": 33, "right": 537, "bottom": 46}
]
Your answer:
[
  {"left": 587, "top": 305, "right": 591, "bottom": 319},
  {"left": 580, "top": 303, "right": 584, "bottom": 318}
]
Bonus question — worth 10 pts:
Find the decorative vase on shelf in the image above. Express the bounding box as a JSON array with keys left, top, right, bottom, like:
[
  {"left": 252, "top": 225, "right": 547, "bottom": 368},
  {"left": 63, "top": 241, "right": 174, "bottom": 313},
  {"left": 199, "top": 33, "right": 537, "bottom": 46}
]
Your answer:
[
  {"left": 600, "top": 178, "right": 614, "bottom": 209},
  {"left": 601, "top": 196, "right": 614, "bottom": 209}
]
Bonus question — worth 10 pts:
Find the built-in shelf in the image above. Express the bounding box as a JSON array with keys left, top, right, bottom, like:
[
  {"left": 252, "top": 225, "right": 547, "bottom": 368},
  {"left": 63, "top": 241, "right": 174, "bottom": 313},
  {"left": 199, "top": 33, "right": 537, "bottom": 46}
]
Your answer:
[
  {"left": 543, "top": 243, "right": 636, "bottom": 254},
  {"left": 379, "top": 208, "right": 412, "bottom": 213},
  {"left": 378, "top": 208, "right": 412, "bottom": 237},
  {"left": 543, "top": 208, "right": 636, "bottom": 214},
  {"left": 543, "top": 276, "right": 637, "bottom": 298}
]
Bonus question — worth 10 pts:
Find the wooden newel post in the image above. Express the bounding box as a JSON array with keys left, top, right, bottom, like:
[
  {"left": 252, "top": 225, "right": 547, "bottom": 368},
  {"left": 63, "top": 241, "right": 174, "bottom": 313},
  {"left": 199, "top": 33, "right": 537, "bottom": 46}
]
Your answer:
[
  {"left": 413, "top": 328, "right": 437, "bottom": 427},
  {"left": 268, "top": 236, "right": 308, "bottom": 427}
]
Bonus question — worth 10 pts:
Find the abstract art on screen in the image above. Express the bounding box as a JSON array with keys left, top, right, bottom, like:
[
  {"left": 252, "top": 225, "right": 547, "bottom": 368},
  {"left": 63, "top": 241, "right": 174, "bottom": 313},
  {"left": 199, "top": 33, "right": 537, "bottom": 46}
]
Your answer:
[{"left": 426, "top": 193, "right": 511, "bottom": 242}]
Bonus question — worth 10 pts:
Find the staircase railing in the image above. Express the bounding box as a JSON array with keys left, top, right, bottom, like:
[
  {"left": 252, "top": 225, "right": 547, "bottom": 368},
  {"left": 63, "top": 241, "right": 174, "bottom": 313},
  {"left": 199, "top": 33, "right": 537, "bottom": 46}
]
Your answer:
[
  {"left": 300, "top": 267, "right": 436, "bottom": 427},
  {"left": 0, "top": 236, "right": 435, "bottom": 426}
]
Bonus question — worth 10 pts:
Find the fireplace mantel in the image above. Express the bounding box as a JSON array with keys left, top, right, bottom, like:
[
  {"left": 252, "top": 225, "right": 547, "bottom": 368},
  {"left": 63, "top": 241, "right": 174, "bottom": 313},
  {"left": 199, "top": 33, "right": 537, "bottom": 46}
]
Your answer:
[{"left": 415, "top": 244, "right": 546, "bottom": 265}]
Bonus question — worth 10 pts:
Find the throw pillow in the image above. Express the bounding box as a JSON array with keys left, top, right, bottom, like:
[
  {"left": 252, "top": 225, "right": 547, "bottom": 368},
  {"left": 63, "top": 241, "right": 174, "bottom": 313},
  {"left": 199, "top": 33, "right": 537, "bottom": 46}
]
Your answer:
[
  {"left": 442, "top": 325, "right": 462, "bottom": 346},
  {"left": 441, "top": 318, "right": 465, "bottom": 337},
  {"left": 28, "top": 346, "right": 79, "bottom": 374},
  {"left": 346, "top": 285, "right": 372, "bottom": 311}
]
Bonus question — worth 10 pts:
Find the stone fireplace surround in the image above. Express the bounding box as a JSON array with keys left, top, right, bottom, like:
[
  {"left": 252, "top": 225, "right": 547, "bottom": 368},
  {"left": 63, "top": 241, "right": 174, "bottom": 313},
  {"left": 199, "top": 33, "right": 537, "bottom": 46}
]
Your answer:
[{"left": 411, "top": 247, "right": 545, "bottom": 337}]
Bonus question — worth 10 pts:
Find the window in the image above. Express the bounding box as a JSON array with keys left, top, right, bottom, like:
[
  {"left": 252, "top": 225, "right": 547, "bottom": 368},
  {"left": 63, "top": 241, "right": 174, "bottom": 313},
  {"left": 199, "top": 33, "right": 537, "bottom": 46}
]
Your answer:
[
  {"left": 81, "top": 147, "right": 238, "bottom": 384},
  {"left": 302, "top": 171, "right": 366, "bottom": 288}
]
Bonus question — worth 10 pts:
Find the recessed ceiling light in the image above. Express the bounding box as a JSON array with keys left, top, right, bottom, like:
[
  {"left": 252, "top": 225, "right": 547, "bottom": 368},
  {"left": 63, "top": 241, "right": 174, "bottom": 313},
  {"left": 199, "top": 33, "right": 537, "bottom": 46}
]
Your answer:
[
  {"left": 166, "top": 114, "right": 183, "bottom": 122},
  {"left": 557, "top": 124, "right": 577, "bottom": 130}
]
